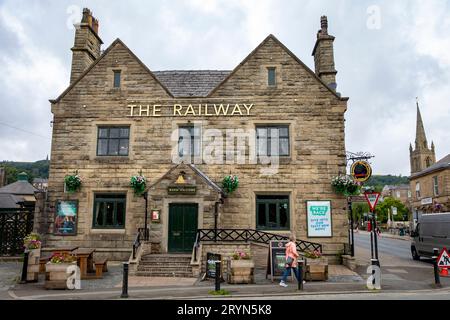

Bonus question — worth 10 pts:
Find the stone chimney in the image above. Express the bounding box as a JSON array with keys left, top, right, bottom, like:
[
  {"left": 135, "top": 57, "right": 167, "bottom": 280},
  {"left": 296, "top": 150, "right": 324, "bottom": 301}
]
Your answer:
[
  {"left": 312, "top": 16, "right": 338, "bottom": 91},
  {"left": 70, "top": 8, "right": 103, "bottom": 84}
]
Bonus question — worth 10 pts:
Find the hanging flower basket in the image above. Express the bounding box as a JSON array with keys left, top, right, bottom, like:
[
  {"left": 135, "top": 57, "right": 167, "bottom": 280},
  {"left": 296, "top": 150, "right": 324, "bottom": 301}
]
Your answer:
[
  {"left": 64, "top": 171, "right": 82, "bottom": 193},
  {"left": 331, "top": 175, "right": 360, "bottom": 196},
  {"left": 130, "top": 171, "right": 146, "bottom": 196},
  {"left": 222, "top": 175, "right": 239, "bottom": 194}
]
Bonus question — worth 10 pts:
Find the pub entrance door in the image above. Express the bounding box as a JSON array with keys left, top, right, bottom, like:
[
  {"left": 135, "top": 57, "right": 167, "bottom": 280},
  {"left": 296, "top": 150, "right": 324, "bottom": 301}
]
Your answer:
[{"left": 168, "top": 203, "right": 198, "bottom": 253}]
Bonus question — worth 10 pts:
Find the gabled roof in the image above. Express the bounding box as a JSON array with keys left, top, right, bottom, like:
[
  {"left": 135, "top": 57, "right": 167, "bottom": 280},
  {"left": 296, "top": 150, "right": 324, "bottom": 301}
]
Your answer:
[
  {"left": 207, "top": 34, "right": 348, "bottom": 101},
  {"left": 0, "top": 194, "right": 24, "bottom": 209},
  {"left": 0, "top": 180, "right": 38, "bottom": 195},
  {"left": 51, "top": 35, "right": 348, "bottom": 103},
  {"left": 153, "top": 71, "right": 231, "bottom": 98},
  {"left": 50, "top": 38, "right": 174, "bottom": 104},
  {"left": 411, "top": 154, "right": 450, "bottom": 179},
  {"left": 149, "top": 163, "right": 225, "bottom": 196}
]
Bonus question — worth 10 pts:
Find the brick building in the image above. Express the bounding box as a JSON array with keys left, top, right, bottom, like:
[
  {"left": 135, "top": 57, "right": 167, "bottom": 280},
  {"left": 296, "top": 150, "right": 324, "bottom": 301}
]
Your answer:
[
  {"left": 409, "top": 102, "right": 450, "bottom": 223},
  {"left": 40, "top": 9, "right": 349, "bottom": 272}
]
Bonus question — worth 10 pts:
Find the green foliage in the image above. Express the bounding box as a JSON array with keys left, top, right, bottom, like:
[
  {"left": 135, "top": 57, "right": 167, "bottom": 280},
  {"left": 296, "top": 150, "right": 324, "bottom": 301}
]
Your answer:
[
  {"left": 130, "top": 173, "right": 146, "bottom": 196},
  {"left": 222, "top": 175, "right": 239, "bottom": 194},
  {"left": 351, "top": 202, "right": 370, "bottom": 222},
  {"left": 208, "top": 289, "right": 230, "bottom": 296},
  {"left": 64, "top": 172, "right": 82, "bottom": 193},
  {"left": 366, "top": 175, "right": 409, "bottom": 189},
  {"left": 1, "top": 159, "right": 49, "bottom": 184},
  {"left": 375, "top": 197, "right": 409, "bottom": 223}
]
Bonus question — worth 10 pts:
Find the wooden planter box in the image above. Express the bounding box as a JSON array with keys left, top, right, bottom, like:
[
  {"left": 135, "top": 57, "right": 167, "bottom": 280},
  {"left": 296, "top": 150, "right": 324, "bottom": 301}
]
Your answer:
[
  {"left": 306, "top": 257, "right": 329, "bottom": 281},
  {"left": 45, "top": 262, "right": 77, "bottom": 289},
  {"left": 227, "top": 259, "right": 255, "bottom": 284},
  {"left": 27, "top": 248, "right": 41, "bottom": 282}
]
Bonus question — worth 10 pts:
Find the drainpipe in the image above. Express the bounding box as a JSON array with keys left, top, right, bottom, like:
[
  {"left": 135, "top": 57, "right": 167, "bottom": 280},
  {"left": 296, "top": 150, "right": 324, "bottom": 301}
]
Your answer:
[{"left": 144, "top": 192, "right": 149, "bottom": 241}]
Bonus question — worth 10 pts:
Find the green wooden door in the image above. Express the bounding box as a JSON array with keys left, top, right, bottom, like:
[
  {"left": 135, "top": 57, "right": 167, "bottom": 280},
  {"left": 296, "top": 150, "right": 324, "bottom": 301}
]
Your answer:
[{"left": 168, "top": 204, "right": 198, "bottom": 252}]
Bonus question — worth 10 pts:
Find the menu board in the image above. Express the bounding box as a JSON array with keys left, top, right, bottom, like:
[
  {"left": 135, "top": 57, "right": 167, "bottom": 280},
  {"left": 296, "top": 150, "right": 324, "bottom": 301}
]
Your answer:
[
  {"left": 267, "top": 240, "right": 289, "bottom": 281},
  {"left": 205, "top": 252, "right": 222, "bottom": 279},
  {"left": 54, "top": 200, "right": 78, "bottom": 236},
  {"left": 307, "top": 201, "right": 332, "bottom": 238}
]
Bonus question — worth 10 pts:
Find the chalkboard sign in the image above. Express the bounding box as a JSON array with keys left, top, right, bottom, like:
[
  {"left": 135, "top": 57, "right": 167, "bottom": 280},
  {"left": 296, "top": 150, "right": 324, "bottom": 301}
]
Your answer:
[
  {"left": 267, "top": 240, "right": 289, "bottom": 281},
  {"left": 205, "top": 252, "right": 222, "bottom": 279}
]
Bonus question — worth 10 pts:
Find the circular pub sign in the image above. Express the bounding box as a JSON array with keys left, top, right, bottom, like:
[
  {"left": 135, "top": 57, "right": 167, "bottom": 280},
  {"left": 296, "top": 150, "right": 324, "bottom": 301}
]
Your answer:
[{"left": 351, "top": 161, "right": 372, "bottom": 183}]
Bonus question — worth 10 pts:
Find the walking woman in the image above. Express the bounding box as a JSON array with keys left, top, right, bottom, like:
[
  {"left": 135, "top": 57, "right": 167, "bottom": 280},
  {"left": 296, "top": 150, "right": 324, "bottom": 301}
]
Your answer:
[{"left": 279, "top": 234, "right": 301, "bottom": 287}]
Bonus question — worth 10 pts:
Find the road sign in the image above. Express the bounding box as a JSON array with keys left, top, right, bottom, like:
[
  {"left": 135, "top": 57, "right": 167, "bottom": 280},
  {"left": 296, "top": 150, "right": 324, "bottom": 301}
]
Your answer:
[
  {"left": 365, "top": 192, "right": 381, "bottom": 211},
  {"left": 437, "top": 248, "right": 450, "bottom": 269},
  {"left": 392, "top": 207, "right": 398, "bottom": 216}
]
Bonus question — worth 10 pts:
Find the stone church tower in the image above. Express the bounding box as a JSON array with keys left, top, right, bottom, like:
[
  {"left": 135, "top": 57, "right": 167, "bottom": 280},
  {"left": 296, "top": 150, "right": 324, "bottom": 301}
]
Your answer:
[{"left": 410, "top": 100, "right": 436, "bottom": 174}]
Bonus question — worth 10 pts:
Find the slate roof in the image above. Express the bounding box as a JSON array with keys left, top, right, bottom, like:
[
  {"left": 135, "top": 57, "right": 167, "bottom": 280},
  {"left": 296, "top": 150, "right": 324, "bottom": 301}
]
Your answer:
[
  {"left": 411, "top": 154, "right": 450, "bottom": 179},
  {"left": 153, "top": 70, "right": 231, "bottom": 97},
  {"left": 0, "top": 194, "right": 24, "bottom": 209},
  {"left": 0, "top": 180, "right": 38, "bottom": 195}
]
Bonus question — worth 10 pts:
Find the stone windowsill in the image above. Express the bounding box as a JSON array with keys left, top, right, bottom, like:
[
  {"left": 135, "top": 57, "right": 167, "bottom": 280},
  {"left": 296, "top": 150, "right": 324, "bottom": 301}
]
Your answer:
[{"left": 90, "top": 229, "right": 126, "bottom": 235}]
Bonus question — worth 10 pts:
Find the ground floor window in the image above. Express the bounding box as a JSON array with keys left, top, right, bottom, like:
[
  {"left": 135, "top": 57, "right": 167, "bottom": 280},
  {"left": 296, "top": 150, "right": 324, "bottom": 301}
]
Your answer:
[
  {"left": 256, "top": 195, "right": 289, "bottom": 230},
  {"left": 92, "top": 194, "right": 126, "bottom": 229}
]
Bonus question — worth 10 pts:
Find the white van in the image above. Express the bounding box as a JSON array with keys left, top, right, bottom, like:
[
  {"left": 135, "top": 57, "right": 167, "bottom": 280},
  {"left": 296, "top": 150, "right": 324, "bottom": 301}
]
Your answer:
[{"left": 410, "top": 213, "right": 450, "bottom": 260}]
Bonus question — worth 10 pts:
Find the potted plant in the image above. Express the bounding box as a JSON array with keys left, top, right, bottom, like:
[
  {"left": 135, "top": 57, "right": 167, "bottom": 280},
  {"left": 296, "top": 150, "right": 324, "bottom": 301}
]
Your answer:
[
  {"left": 227, "top": 250, "right": 254, "bottom": 284},
  {"left": 130, "top": 171, "right": 146, "bottom": 196},
  {"left": 222, "top": 175, "right": 239, "bottom": 194},
  {"left": 64, "top": 170, "right": 82, "bottom": 193},
  {"left": 23, "top": 233, "right": 42, "bottom": 282},
  {"left": 303, "top": 250, "right": 328, "bottom": 281},
  {"left": 331, "top": 175, "right": 360, "bottom": 196},
  {"left": 45, "top": 252, "right": 77, "bottom": 289}
]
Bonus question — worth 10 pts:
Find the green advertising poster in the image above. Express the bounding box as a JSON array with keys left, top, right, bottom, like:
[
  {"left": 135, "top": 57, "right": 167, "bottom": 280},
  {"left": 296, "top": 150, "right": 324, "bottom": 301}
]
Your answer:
[
  {"left": 54, "top": 200, "right": 78, "bottom": 236},
  {"left": 307, "top": 201, "right": 332, "bottom": 237}
]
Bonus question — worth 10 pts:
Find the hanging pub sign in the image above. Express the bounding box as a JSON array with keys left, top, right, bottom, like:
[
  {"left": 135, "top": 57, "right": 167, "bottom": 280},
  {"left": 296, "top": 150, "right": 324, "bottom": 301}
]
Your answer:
[
  {"left": 54, "top": 200, "right": 78, "bottom": 236},
  {"left": 351, "top": 161, "right": 372, "bottom": 183}
]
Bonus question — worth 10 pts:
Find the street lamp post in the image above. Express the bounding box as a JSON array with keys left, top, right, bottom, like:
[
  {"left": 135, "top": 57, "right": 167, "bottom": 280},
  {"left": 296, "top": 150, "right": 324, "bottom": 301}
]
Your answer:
[
  {"left": 348, "top": 197, "right": 355, "bottom": 257},
  {"left": 144, "top": 191, "right": 149, "bottom": 241}
]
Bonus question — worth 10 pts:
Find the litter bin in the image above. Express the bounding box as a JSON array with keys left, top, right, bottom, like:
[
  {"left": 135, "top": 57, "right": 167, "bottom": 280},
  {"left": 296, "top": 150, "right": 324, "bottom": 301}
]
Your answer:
[{"left": 399, "top": 228, "right": 405, "bottom": 236}]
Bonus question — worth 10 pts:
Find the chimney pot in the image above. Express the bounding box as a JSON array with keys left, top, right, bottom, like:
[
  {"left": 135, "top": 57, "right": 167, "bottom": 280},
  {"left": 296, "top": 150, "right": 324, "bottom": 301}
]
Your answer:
[{"left": 320, "top": 16, "right": 328, "bottom": 35}]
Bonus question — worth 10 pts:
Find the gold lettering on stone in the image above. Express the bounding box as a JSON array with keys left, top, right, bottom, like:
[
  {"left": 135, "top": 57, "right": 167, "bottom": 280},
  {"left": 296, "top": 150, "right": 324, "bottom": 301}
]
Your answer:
[
  {"left": 153, "top": 105, "right": 161, "bottom": 117},
  {"left": 128, "top": 105, "right": 137, "bottom": 117},
  {"left": 139, "top": 105, "right": 150, "bottom": 117},
  {"left": 185, "top": 105, "right": 195, "bottom": 116},
  {"left": 231, "top": 104, "right": 243, "bottom": 116},
  {"left": 174, "top": 104, "right": 183, "bottom": 116},
  {"left": 243, "top": 104, "right": 254, "bottom": 115},
  {"left": 214, "top": 104, "right": 230, "bottom": 116}
]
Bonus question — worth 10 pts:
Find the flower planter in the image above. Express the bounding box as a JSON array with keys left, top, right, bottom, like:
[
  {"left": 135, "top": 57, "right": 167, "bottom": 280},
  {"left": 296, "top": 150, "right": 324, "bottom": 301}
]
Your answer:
[
  {"left": 227, "top": 259, "right": 255, "bottom": 284},
  {"left": 306, "top": 257, "right": 328, "bottom": 281},
  {"left": 26, "top": 248, "right": 41, "bottom": 282},
  {"left": 45, "top": 262, "right": 77, "bottom": 289}
]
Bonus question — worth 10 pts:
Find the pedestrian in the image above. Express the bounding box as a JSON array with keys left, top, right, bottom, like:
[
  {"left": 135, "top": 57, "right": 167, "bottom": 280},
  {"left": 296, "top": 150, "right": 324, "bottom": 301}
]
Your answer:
[
  {"left": 279, "top": 234, "right": 304, "bottom": 287},
  {"left": 355, "top": 220, "right": 359, "bottom": 233},
  {"left": 376, "top": 227, "right": 381, "bottom": 238}
]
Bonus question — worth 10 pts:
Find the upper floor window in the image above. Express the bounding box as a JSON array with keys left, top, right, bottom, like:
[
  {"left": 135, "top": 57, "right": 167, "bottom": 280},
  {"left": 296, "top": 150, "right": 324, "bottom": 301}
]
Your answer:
[
  {"left": 415, "top": 182, "right": 421, "bottom": 199},
  {"left": 396, "top": 191, "right": 401, "bottom": 198},
  {"left": 97, "top": 127, "right": 129, "bottom": 156},
  {"left": 113, "top": 70, "right": 121, "bottom": 88},
  {"left": 178, "top": 126, "right": 201, "bottom": 160},
  {"left": 433, "top": 176, "right": 439, "bottom": 196},
  {"left": 93, "top": 194, "right": 126, "bottom": 229},
  {"left": 268, "top": 67, "right": 276, "bottom": 86},
  {"left": 256, "top": 126, "right": 289, "bottom": 157}
]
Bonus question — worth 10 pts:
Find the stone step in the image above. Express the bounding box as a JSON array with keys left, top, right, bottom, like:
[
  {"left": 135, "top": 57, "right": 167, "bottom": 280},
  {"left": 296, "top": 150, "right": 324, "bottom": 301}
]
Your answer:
[
  {"left": 139, "top": 261, "right": 192, "bottom": 266},
  {"left": 137, "top": 267, "right": 192, "bottom": 272},
  {"left": 135, "top": 271, "right": 194, "bottom": 278}
]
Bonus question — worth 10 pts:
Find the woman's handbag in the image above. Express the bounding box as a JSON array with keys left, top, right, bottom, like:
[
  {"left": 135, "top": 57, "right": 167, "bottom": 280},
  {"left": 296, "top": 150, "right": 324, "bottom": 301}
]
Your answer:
[{"left": 286, "top": 256, "right": 294, "bottom": 266}]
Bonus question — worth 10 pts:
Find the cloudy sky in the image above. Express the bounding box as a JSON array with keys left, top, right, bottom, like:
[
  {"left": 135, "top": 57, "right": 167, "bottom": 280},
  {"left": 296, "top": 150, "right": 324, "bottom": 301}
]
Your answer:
[{"left": 0, "top": 0, "right": 449, "bottom": 176}]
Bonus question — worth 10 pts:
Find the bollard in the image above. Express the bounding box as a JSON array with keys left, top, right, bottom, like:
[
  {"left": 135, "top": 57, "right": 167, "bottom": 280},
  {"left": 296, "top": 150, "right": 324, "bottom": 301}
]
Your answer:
[
  {"left": 433, "top": 248, "right": 441, "bottom": 288},
  {"left": 20, "top": 250, "right": 29, "bottom": 284},
  {"left": 215, "top": 261, "right": 221, "bottom": 292},
  {"left": 121, "top": 262, "right": 129, "bottom": 298},
  {"left": 297, "top": 261, "right": 304, "bottom": 291}
]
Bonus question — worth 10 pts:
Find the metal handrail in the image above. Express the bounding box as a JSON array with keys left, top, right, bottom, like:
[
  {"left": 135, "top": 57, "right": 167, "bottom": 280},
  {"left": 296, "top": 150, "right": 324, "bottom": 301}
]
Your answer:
[{"left": 195, "top": 229, "right": 323, "bottom": 253}]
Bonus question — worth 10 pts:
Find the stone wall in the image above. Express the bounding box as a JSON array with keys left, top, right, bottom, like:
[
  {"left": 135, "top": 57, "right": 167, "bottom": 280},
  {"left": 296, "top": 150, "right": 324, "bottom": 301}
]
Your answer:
[
  {"left": 410, "top": 168, "right": 450, "bottom": 212},
  {"left": 45, "top": 35, "right": 349, "bottom": 262}
]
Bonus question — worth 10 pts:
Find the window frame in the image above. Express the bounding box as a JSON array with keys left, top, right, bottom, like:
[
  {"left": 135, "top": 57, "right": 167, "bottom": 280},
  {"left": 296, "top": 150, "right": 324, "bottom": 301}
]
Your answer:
[
  {"left": 96, "top": 126, "right": 130, "bottom": 157},
  {"left": 256, "top": 195, "right": 290, "bottom": 231},
  {"left": 415, "top": 182, "right": 421, "bottom": 199},
  {"left": 178, "top": 125, "right": 201, "bottom": 160},
  {"left": 113, "top": 70, "right": 121, "bottom": 88},
  {"left": 267, "top": 67, "right": 276, "bottom": 86},
  {"left": 433, "top": 176, "right": 439, "bottom": 197},
  {"left": 92, "top": 194, "right": 127, "bottom": 229},
  {"left": 256, "top": 125, "right": 290, "bottom": 157}
]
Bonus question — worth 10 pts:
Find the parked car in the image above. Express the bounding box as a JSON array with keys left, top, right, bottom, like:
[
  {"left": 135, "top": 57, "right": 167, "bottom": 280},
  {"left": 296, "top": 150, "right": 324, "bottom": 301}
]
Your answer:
[{"left": 410, "top": 213, "right": 450, "bottom": 260}]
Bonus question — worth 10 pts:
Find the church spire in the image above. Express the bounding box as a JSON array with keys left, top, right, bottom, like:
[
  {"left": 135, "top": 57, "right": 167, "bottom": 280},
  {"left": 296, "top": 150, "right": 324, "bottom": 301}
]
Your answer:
[{"left": 415, "top": 98, "right": 428, "bottom": 150}]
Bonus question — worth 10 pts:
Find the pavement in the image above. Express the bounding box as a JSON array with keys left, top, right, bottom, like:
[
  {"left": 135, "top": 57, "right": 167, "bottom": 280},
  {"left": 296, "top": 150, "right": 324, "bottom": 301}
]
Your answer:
[{"left": 1, "top": 232, "right": 449, "bottom": 300}]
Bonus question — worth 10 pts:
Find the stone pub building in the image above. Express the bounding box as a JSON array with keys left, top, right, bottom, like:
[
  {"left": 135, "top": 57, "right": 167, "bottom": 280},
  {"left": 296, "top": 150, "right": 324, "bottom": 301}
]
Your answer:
[{"left": 38, "top": 8, "right": 350, "bottom": 276}]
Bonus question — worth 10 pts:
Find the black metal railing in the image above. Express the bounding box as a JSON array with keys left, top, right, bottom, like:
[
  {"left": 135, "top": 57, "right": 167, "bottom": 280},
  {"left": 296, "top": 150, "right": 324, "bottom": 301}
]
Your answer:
[
  {"left": 132, "top": 227, "right": 148, "bottom": 260},
  {"left": 0, "top": 207, "right": 34, "bottom": 256},
  {"left": 195, "top": 229, "right": 322, "bottom": 254}
]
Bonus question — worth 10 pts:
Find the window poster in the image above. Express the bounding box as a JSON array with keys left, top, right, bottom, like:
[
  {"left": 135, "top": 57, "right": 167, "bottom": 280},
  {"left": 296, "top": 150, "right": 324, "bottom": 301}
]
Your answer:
[
  {"left": 54, "top": 200, "right": 78, "bottom": 236},
  {"left": 306, "top": 201, "right": 332, "bottom": 238}
]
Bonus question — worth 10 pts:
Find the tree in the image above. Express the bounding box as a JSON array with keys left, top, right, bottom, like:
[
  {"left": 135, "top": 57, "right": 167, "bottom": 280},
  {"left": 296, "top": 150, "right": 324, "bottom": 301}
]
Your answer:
[{"left": 376, "top": 197, "right": 409, "bottom": 223}]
